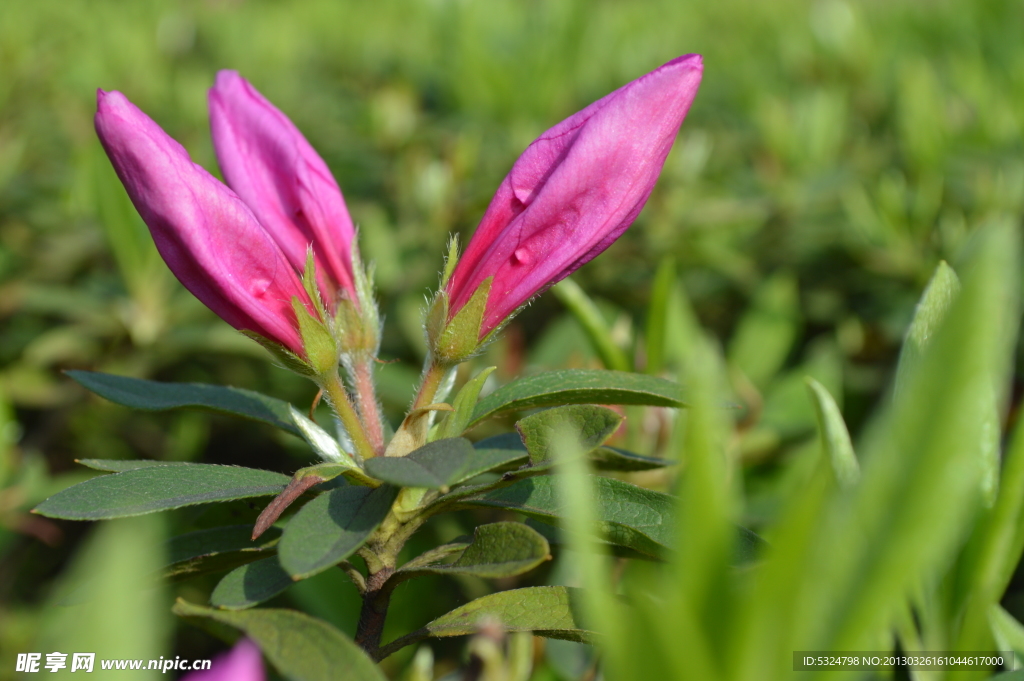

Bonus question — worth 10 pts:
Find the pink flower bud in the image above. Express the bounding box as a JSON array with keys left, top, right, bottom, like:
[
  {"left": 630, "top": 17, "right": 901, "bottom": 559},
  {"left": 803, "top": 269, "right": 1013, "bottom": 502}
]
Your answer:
[
  {"left": 95, "top": 89, "right": 313, "bottom": 356},
  {"left": 182, "top": 638, "right": 265, "bottom": 681},
  {"left": 209, "top": 71, "right": 357, "bottom": 307},
  {"left": 446, "top": 54, "right": 703, "bottom": 338}
]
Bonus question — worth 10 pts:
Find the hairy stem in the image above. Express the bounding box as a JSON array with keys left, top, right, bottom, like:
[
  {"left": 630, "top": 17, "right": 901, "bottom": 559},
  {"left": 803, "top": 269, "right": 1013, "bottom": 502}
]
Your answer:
[
  {"left": 351, "top": 357, "right": 386, "bottom": 457},
  {"left": 320, "top": 371, "right": 377, "bottom": 462},
  {"left": 411, "top": 358, "right": 450, "bottom": 412}
]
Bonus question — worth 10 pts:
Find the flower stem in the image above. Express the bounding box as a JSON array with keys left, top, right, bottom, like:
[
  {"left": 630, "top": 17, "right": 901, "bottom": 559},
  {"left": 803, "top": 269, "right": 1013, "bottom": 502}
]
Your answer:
[
  {"left": 320, "top": 371, "right": 377, "bottom": 462},
  {"left": 411, "top": 357, "right": 450, "bottom": 411},
  {"left": 351, "top": 357, "right": 386, "bottom": 457}
]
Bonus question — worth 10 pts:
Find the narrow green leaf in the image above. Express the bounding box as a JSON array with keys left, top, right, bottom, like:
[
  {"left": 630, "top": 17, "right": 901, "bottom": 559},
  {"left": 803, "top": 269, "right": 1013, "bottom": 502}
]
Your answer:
[
  {"left": 422, "top": 586, "right": 592, "bottom": 641},
  {"left": 553, "top": 278, "right": 631, "bottom": 372},
  {"left": 399, "top": 522, "right": 550, "bottom": 579},
  {"left": 805, "top": 377, "right": 859, "bottom": 487},
  {"left": 210, "top": 557, "right": 294, "bottom": 610},
  {"left": 287, "top": 406, "right": 360, "bottom": 469},
  {"left": 438, "top": 366, "right": 496, "bottom": 439},
  {"left": 279, "top": 484, "right": 398, "bottom": 580},
  {"left": 989, "top": 605, "right": 1024, "bottom": 660},
  {"left": 33, "top": 465, "right": 290, "bottom": 520},
  {"left": 165, "top": 525, "right": 281, "bottom": 580},
  {"left": 516, "top": 405, "right": 624, "bottom": 465},
  {"left": 67, "top": 370, "right": 302, "bottom": 437},
  {"left": 77, "top": 459, "right": 193, "bottom": 472},
  {"left": 173, "top": 599, "right": 385, "bottom": 681},
  {"left": 894, "top": 260, "right": 960, "bottom": 395},
  {"left": 470, "top": 369, "right": 686, "bottom": 427}
]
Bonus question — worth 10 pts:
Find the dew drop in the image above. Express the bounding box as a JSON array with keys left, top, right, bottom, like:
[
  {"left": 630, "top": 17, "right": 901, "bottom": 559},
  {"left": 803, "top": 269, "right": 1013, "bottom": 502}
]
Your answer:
[{"left": 511, "top": 248, "right": 532, "bottom": 266}]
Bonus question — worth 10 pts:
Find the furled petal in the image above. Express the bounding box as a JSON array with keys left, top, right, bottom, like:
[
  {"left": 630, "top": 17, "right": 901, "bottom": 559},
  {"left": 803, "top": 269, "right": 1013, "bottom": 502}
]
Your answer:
[
  {"left": 447, "top": 54, "right": 703, "bottom": 337},
  {"left": 95, "top": 89, "right": 312, "bottom": 356},
  {"left": 209, "top": 71, "right": 357, "bottom": 306},
  {"left": 182, "top": 638, "right": 265, "bottom": 681}
]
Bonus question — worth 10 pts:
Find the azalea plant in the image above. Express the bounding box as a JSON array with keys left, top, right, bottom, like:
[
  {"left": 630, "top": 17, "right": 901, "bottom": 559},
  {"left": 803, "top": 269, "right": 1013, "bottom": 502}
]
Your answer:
[{"left": 34, "top": 56, "right": 715, "bottom": 677}]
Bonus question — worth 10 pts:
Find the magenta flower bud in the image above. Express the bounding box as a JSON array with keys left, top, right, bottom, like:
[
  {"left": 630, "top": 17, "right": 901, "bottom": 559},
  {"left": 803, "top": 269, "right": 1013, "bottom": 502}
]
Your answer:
[
  {"left": 95, "top": 89, "right": 314, "bottom": 357},
  {"left": 209, "top": 71, "right": 357, "bottom": 307},
  {"left": 182, "top": 638, "right": 265, "bottom": 681},
  {"left": 446, "top": 54, "right": 703, "bottom": 338}
]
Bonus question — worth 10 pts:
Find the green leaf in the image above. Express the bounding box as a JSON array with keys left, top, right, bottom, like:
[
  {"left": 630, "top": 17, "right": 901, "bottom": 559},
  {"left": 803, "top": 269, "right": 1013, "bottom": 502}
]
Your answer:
[
  {"left": 34, "top": 465, "right": 290, "bottom": 520},
  {"left": 553, "top": 278, "right": 631, "bottom": 372},
  {"left": 805, "top": 377, "right": 859, "bottom": 487},
  {"left": 461, "top": 475, "right": 674, "bottom": 559},
  {"left": 471, "top": 432, "right": 529, "bottom": 470},
  {"left": 210, "top": 557, "right": 295, "bottom": 610},
  {"left": 399, "top": 521, "right": 550, "bottom": 579},
  {"left": 366, "top": 437, "right": 522, "bottom": 489},
  {"left": 165, "top": 525, "right": 281, "bottom": 580},
  {"left": 516, "top": 405, "right": 624, "bottom": 465},
  {"left": 287, "top": 406, "right": 361, "bottom": 469},
  {"left": 77, "top": 459, "right": 194, "bottom": 472},
  {"left": 173, "top": 599, "right": 385, "bottom": 681},
  {"left": 437, "top": 366, "right": 496, "bottom": 439},
  {"left": 67, "top": 370, "right": 302, "bottom": 437},
  {"left": 590, "top": 447, "right": 669, "bottom": 472},
  {"left": 894, "top": 260, "right": 960, "bottom": 395},
  {"left": 470, "top": 369, "right": 686, "bottom": 427},
  {"left": 279, "top": 484, "right": 398, "bottom": 580},
  {"left": 420, "top": 586, "right": 592, "bottom": 642}
]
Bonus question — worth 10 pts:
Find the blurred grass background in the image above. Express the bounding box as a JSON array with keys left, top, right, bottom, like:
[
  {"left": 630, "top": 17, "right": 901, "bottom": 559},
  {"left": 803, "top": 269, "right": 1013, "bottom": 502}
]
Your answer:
[{"left": 0, "top": 0, "right": 1022, "bottom": 678}]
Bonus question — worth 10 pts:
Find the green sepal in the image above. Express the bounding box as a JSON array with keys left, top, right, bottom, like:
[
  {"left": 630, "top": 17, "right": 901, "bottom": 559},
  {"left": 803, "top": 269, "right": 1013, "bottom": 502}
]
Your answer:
[
  {"left": 340, "top": 238, "right": 381, "bottom": 356},
  {"left": 301, "top": 247, "right": 330, "bottom": 323},
  {"left": 239, "top": 330, "right": 315, "bottom": 377},
  {"left": 292, "top": 296, "right": 338, "bottom": 376},
  {"left": 439, "top": 234, "right": 460, "bottom": 289},
  {"left": 432, "top": 277, "right": 492, "bottom": 364}
]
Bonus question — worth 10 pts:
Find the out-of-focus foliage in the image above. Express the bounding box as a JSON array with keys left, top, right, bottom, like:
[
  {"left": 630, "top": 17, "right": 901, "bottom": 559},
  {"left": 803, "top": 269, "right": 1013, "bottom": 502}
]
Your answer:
[{"left": 1, "top": 0, "right": 1022, "bottom": 678}]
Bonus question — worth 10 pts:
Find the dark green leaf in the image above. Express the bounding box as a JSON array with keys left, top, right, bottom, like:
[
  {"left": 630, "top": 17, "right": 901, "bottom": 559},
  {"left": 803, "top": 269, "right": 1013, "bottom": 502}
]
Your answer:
[
  {"left": 68, "top": 370, "right": 301, "bottom": 437},
  {"left": 365, "top": 438, "right": 522, "bottom": 489},
  {"left": 526, "top": 518, "right": 655, "bottom": 561},
  {"left": 516, "top": 405, "right": 624, "bottom": 465},
  {"left": 210, "top": 557, "right": 294, "bottom": 609},
  {"left": 469, "top": 369, "right": 686, "bottom": 427},
  {"left": 34, "top": 465, "right": 290, "bottom": 520},
  {"left": 422, "top": 586, "right": 592, "bottom": 642},
  {"left": 279, "top": 485, "right": 398, "bottom": 580},
  {"left": 590, "top": 447, "right": 669, "bottom": 472},
  {"left": 461, "top": 475, "right": 673, "bottom": 559},
  {"left": 165, "top": 525, "right": 281, "bottom": 580},
  {"left": 400, "top": 522, "right": 550, "bottom": 579},
  {"left": 173, "top": 599, "right": 385, "bottom": 681}
]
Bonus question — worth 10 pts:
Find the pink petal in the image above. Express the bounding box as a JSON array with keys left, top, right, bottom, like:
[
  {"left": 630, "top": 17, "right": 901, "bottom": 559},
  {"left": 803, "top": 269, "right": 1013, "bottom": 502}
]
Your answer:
[
  {"left": 209, "top": 71, "right": 357, "bottom": 306},
  {"left": 95, "top": 89, "right": 311, "bottom": 355},
  {"left": 447, "top": 54, "right": 703, "bottom": 337}
]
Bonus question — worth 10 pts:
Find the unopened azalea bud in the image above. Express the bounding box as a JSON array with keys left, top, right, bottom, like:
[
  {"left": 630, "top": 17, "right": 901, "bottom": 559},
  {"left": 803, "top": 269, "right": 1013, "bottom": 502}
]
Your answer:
[
  {"left": 95, "top": 89, "right": 315, "bottom": 359},
  {"left": 209, "top": 71, "right": 358, "bottom": 308},
  {"left": 444, "top": 54, "right": 703, "bottom": 346}
]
